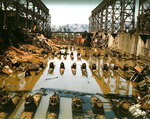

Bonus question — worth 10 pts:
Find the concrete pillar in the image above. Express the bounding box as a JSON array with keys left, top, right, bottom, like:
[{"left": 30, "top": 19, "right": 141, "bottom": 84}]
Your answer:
[{"left": 132, "top": 35, "right": 137, "bottom": 55}]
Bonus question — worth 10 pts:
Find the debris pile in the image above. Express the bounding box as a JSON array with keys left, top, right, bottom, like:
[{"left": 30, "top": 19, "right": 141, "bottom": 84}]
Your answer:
[
  {"left": 33, "top": 34, "right": 57, "bottom": 51},
  {"left": 77, "top": 35, "right": 86, "bottom": 46},
  {"left": 51, "top": 36, "right": 70, "bottom": 45},
  {"left": 107, "top": 49, "right": 136, "bottom": 60},
  {"left": 100, "top": 50, "right": 150, "bottom": 118},
  {"left": 0, "top": 34, "right": 56, "bottom": 76},
  {"left": 129, "top": 64, "right": 150, "bottom": 91},
  {"left": 125, "top": 64, "right": 150, "bottom": 118},
  {"left": 91, "top": 32, "right": 108, "bottom": 48}
]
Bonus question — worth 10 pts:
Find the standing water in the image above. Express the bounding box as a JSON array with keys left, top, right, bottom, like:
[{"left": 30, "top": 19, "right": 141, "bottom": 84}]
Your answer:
[{"left": 0, "top": 46, "right": 137, "bottom": 119}]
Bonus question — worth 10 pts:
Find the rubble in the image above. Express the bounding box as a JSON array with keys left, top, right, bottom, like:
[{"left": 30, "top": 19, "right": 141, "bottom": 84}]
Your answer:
[
  {"left": 51, "top": 36, "right": 70, "bottom": 46},
  {"left": 130, "top": 65, "right": 150, "bottom": 81},
  {"left": 128, "top": 94, "right": 150, "bottom": 118},
  {"left": 2, "top": 65, "right": 13, "bottom": 74},
  {"left": 140, "top": 94, "right": 150, "bottom": 110},
  {"left": 0, "top": 30, "right": 150, "bottom": 119},
  {"left": 0, "top": 33, "right": 55, "bottom": 75},
  {"left": 107, "top": 49, "right": 136, "bottom": 61},
  {"left": 126, "top": 64, "right": 150, "bottom": 118},
  {"left": 27, "top": 64, "right": 40, "bottom": 71},
  {"left": 0, "top": 62, "right": 4, "bottom": 72},
  {"left": 129, "top": 104, "right": 147, "bottom": 118},
  {"left": 77, "top": 35, "right": 86, "bottom": 46},
  {"left": 91, "top": 32, "right": 108, "bottom": 48}
]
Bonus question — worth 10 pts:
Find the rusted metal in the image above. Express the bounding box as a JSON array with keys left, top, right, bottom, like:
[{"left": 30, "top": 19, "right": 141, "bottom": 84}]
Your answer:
[
  {"left": 121, "top": 0, "right": 135, "bottom": 33},
  {"left": 104, "top": 4, "right": 108, "bottom": 33},
  {"left": 0, "top": 0, "right": 50, "bottom": 33},
  {"left": 90, "top": 0, "right": 137, "bottom": 34},
  {"left": 100, "top": 9, "right": 103, "bottom": 32},
  {"left": 137, "top": 0, "right": 150, "bottom": 35},
  {"left": 96, "top": 11, "right": 99, "bottom": 31},
  {"left": 111, "top": 1, "right": 115, "bottom": 33}
]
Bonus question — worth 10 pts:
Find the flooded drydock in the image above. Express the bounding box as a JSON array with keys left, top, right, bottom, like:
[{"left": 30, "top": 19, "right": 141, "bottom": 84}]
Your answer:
[
  {"left": 1, "top": 45, "right": 148, "bottom": 119},
  {"left": 0, "top": 0, "right": 150, "bottom": 118}
]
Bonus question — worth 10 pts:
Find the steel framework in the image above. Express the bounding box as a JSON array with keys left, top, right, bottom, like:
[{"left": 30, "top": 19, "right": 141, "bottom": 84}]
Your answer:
[
  {"left": 89, "top": 0, "right": 136, "bottom": 34},
  {"left": 137, "top": 0, "right": 150, "bottom": 34},
  {"left": 0, "top": 0, "right": 50, "bottom": 32}
]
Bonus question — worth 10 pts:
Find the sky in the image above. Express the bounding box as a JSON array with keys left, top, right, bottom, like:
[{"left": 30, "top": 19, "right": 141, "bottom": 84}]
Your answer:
[{"left": 41, "top": 0, "right": 102, "bottom": 26}]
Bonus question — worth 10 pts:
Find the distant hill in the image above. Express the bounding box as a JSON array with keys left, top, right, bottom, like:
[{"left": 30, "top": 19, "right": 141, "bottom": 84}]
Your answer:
[{"left": 51, "top": 24, "right": 89, "bottom": 32}]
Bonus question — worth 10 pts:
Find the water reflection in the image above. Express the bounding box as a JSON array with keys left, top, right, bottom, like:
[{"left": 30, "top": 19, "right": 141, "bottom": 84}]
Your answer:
[{"left": 0, "top": 46, "right": 137, "bottom": 119}]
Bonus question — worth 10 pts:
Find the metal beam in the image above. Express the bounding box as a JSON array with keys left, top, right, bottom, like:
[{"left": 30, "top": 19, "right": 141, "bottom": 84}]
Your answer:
[
  {"left": 0, "top": 0, "right": 50, "bottom": 33},
  {"left": 104, "top": 4, "right": 108, "bottom": 33},
  {"left": 121, "top": 0, "right": 135, "bottom": 33},
  {"left": 100, "top": 9, "right": 103, "bottom": 32},
  {"left": 138, "top": 0, "right": 150, "bottom": 34},
  {"left": 90, "top": 0, "right": 136, "bottom": 34},
  {"left": 111, "top": 0, "right": 115, "bottom": 33}
]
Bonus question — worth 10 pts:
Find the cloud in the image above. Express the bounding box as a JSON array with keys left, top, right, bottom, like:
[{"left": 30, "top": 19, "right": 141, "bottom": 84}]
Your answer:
[
  {"left": 48, "top": 5, "right": 93, "bottom": 25},
  {"left": 42, "top": 0, "right": 102, "bottom": 25},
  {"left": 47, "top": 4, "right": 99, "bottom": 25},
  {"left": 42, "top": 0, "right": 101, "bottom": 5}
]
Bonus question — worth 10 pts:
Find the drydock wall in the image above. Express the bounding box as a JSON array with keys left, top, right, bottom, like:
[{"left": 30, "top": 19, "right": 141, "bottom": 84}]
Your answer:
[
  {"left": 108, "top": 33, "right": 150, "bottom": 61},
  {"left": 136, "top": 36, "right": 150, "bottom": 59}
]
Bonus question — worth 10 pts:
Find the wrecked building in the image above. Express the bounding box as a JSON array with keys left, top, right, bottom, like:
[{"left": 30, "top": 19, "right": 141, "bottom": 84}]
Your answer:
[
  {"left": 0, "top": 0, "right": 150, "bottom": 119},
  {"left": 89, "top": 0, "right": 150, "bottom": 61},
  {"left": 0, "top": 0, "right": 50, "bottom": 32},
  {"left": 0, "top": 0, "right": 51, "bottom": 52}
]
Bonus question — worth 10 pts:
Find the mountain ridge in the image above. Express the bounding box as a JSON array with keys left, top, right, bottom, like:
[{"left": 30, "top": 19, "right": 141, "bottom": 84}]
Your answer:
[{"left": 51, "top": 24, "right": 89, "bottom": 32}]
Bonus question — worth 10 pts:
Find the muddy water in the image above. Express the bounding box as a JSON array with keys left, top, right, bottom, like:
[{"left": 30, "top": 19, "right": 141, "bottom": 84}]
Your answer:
[{"left": 0, "top": 46, "right": 137, "bottom": 119}]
